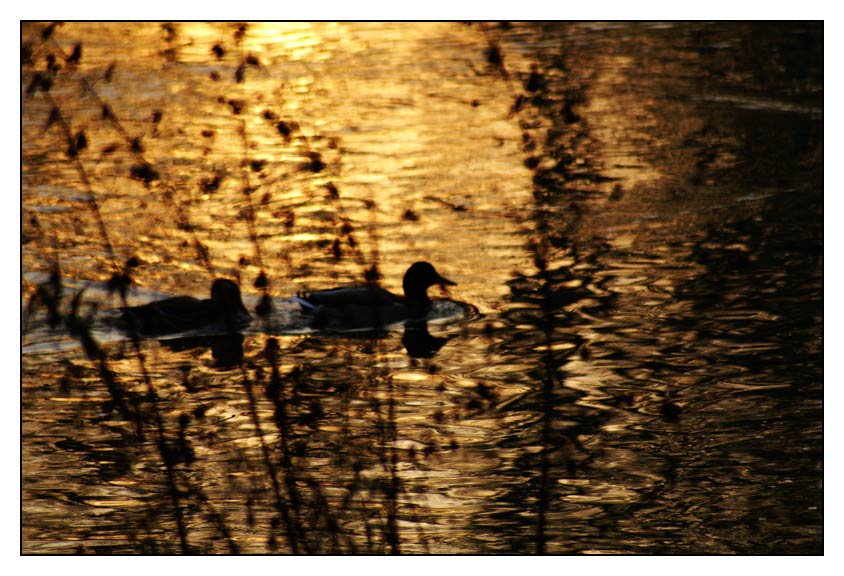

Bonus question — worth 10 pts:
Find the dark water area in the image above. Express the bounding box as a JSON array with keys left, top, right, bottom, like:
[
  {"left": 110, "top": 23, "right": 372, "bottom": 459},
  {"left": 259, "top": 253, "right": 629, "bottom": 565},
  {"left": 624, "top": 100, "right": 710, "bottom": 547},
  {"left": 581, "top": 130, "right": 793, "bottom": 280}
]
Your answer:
[{"left": 21, "top": 22, "right": 822, "bottom": 554}]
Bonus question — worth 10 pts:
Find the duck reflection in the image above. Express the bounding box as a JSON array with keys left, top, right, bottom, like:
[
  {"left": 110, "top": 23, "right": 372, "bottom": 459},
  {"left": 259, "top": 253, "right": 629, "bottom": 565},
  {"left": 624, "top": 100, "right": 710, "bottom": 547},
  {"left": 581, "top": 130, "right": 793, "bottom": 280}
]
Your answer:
[
  {"left": 153, "top": 317, "right": 453, "bottom": 367},
  {"left": 160, "top": 333, "right": 246, "bottom": 369},
  {"left": 401, "top": 321, "right": 454, "bottom": 359}
]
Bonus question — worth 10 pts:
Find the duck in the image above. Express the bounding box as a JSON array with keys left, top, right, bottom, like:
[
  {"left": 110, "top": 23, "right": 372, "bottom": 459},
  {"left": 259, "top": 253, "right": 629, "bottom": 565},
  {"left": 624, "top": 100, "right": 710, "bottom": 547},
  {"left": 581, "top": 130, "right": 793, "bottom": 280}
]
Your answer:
[
  {"left": 294, "top": 261, "right": 455, "bottom": 330},
  {"left": 119, "top": 278, "right": 251, "bottom": 335}
]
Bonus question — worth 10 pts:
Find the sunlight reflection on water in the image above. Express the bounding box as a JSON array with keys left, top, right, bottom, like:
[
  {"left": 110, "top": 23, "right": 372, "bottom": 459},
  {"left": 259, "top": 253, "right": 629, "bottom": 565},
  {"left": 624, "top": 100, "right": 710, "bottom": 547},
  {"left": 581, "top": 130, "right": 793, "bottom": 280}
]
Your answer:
[{"left": 22, "top": 21, "right": 821, "bottom": 554}]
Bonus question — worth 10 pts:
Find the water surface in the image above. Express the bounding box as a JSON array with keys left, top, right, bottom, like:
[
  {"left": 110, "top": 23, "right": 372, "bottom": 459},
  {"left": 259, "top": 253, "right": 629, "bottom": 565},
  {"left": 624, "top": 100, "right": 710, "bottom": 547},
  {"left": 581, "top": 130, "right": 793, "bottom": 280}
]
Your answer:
[{"left": 22, "top": 22, "right": 822, "bottom": 554}]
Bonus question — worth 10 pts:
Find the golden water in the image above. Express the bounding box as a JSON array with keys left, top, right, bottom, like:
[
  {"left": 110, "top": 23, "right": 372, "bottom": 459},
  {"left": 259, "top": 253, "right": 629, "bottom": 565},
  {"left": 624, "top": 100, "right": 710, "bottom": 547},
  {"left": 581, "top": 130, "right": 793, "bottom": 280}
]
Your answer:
[{"left": 22, "top": 22, "right": 822, "bottom": 554}]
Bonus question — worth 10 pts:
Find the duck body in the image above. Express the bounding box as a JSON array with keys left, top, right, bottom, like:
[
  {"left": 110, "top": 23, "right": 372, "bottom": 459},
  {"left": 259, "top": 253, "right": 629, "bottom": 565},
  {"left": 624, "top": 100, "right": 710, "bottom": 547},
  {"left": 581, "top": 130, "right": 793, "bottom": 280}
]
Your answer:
[
  {"left": 120, "top": 278, "right": 251, "bottom": 335},
  {"left": 295, "top": 262, "right": 455, "bottom": 331}
]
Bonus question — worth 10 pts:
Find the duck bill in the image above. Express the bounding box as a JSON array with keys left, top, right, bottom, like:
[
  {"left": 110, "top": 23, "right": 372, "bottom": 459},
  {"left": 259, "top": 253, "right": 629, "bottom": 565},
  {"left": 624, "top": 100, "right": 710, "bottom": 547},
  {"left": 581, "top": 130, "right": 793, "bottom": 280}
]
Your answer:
[{"left": 436, "top": 274, "right": 456, "bottom": 287}]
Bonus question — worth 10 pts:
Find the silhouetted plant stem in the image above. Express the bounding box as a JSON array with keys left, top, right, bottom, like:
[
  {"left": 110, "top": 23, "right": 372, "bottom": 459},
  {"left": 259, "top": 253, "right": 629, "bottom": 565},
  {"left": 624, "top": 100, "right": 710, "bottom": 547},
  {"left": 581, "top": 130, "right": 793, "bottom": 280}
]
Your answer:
[
  {"left": 133, "top": 345, "right": 191, "bottom": 553},
  {"left": 193, "top": 490, "right": 241, "bottom": 554},
  {"left": 236, "top": 120, "right": 266, "bottom": 270},
  {"left": 536, "top": 268, "right": 555, "bottom": 555},
  {"left": 385, "top": 371, "right": 400, "bottom": 554},
  {"left": 41, "top": 31, "right": 215, "bottom": 278},
  {"left": 66, "top": 293, "right": 134, "bottom": 423},
  {"left": 65, "top": 287, "right": 190, "bottom": 552},
  {"left": 42, "top": 92, "right": 118, "bottom": 274},
  {"left": 239, "top": 363, "right": 306, "bottom": 553},
  {"left": 37, "top": 47, "right": 192, "bottom": 549},
  {"left": 363, "top": 339, "right": 402, "bottom": 554}
]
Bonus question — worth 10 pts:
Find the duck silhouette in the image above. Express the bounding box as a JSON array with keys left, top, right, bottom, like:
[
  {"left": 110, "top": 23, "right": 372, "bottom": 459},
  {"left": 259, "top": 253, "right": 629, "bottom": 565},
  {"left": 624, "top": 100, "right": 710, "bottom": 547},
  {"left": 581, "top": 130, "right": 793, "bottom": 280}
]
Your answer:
[
  {"left": 294, "top": 261, "right": 455, "bottom": 331},
  {"left": 119, "top": 278, "right": 251, "bottom": 335}
]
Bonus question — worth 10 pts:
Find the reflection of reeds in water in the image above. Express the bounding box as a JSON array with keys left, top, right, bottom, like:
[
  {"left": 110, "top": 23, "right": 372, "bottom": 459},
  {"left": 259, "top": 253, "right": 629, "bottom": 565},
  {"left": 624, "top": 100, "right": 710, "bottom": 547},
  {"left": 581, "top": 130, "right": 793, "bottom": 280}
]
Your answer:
[
  {"left": 476, "top": 22, "right": 617, "bottom": 553},
  {"left": 23, "top": 22, "right": 449, "bottom": 554}
]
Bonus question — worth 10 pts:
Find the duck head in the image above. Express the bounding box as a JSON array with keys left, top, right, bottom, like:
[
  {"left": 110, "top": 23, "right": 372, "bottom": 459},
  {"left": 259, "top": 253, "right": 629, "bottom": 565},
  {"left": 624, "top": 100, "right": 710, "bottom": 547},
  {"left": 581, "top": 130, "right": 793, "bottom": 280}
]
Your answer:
[
  {"left": 402, "top": 262, "right": 456, "bottom": 303},
  {"left": 210, "top": 278, "right": 251, "bottom": 323}
]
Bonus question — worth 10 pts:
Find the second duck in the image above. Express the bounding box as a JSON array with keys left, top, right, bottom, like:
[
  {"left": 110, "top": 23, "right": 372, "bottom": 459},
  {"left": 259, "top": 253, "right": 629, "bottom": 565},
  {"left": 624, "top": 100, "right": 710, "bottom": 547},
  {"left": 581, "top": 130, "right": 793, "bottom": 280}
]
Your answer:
[
  {"left": 294, "top": 261, "right": 455, "bottom": 331},
  {"left": 120, "top": 278, "right": 251, "bottom": 335}
]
